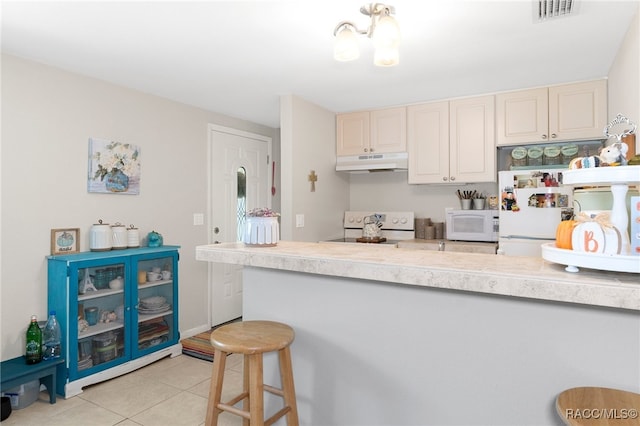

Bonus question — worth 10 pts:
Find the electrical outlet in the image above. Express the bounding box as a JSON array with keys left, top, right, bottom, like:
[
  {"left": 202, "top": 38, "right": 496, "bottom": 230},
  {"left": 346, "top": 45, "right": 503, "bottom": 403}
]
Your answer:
[
  {"left": 193, "top": 213, "right": 204, "bottom": 226},
  {"left": 296, "top": 214, "right": 304, "bottom": 228}
]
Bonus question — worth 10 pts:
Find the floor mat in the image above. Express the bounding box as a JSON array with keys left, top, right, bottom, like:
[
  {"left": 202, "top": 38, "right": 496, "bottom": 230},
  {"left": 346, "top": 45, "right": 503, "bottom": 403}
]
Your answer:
[
  {"left": 181, "top": 330, "right": 215, "bottom": 361},
  {"left": 180, "top": 318, "right": 241, "bottom": 362}
]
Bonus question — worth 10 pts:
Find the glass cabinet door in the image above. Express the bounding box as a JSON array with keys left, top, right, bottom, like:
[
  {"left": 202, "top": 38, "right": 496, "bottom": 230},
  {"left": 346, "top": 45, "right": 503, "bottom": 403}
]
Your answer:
[
  {"left": 70, "top": 258, "right": 129, "bottom": 380},
  {"left": 132, "top": 252, "right": 178, "bottom": 357}
]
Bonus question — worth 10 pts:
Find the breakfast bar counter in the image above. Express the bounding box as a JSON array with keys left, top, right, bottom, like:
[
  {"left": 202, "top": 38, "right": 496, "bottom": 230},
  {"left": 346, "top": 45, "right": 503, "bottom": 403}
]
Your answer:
[
  {"left": 196, "top": 241, "right": 638, "bottom": 310},
  {"left": 196, "top": 241, "right": 640, "bottom": 425}
]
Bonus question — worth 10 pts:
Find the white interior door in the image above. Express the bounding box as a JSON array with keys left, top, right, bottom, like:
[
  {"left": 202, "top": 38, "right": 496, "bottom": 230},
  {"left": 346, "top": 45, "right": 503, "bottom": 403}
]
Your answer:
[{"left": 208, "top": 124, "right": 271, "bottom": 326}]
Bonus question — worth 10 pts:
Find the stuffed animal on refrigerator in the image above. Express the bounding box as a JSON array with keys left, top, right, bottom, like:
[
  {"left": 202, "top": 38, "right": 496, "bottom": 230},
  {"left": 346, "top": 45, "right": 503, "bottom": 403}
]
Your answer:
[{"left": 599, "top": 143, "right": 627, "bottom": 166}]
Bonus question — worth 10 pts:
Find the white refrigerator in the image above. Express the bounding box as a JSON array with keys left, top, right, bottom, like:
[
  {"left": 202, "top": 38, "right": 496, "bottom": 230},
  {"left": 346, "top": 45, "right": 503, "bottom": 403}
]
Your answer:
[{"left": 498, "top": 169, "right": 573, "bottom": 256}]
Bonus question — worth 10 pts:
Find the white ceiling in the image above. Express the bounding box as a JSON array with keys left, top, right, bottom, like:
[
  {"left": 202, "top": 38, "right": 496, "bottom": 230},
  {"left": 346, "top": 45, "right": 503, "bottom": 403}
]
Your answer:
[{"left": 1, "top": 1, "right": 638, "bottom": 128}]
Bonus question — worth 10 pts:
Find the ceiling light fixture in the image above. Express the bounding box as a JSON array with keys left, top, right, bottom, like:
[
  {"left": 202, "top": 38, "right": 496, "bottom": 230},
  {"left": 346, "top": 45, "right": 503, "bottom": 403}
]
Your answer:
[{"left": 333, "top": 3, "right": 400, "bottom": 67}]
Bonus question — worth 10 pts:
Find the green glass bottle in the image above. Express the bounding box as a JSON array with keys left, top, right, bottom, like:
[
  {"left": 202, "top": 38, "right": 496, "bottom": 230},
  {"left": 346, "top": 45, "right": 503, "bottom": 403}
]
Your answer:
[{"left": 25, "top": 315, "right": 42, "bottom": 364}]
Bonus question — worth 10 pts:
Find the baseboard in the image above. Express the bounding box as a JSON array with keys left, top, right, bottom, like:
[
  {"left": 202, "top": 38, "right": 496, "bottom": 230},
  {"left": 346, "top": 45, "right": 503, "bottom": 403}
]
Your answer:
[
  {"left": 181, "top": 317, "right": 242, "bottom": 340},
  {"left": 180, "top": 324, "right": 211, "bottom": 340}
]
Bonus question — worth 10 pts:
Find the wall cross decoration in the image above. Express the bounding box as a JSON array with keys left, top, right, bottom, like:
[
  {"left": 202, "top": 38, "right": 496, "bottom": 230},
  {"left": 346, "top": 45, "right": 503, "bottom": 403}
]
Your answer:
[{"left": 308, "top": 170, "right": 318, "bottom": 192}]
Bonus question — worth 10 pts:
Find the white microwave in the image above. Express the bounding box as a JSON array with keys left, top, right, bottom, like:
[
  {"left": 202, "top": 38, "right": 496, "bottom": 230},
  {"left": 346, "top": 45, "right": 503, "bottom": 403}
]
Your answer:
[{"left": 445, "top": 209, "right": 499, "bottom": 242}]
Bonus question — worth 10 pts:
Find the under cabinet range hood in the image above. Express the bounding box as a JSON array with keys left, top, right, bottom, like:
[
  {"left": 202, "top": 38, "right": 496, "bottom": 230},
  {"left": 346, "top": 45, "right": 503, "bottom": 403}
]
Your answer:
[{"left": 336, "top": 152, "right": 408, "bottom": 172}]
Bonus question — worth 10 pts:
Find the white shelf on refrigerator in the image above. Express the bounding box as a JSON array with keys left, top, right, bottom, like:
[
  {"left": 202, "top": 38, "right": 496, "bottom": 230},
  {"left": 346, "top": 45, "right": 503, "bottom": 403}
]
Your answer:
[{"left": 541, "top": 243, "right": 640, "bottom": 273}]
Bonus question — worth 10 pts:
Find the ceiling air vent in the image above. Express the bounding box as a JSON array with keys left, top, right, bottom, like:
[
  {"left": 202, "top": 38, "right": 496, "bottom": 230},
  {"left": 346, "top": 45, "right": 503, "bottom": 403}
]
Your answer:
[{"left": 536, "top": 0, "right": 575, "bottom": 21}]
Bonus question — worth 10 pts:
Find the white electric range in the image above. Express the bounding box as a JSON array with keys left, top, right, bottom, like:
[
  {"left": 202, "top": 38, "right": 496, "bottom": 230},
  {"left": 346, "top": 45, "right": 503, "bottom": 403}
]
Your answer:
[{"left": 323, "top": 211, "right": 415, "bottom": 246}]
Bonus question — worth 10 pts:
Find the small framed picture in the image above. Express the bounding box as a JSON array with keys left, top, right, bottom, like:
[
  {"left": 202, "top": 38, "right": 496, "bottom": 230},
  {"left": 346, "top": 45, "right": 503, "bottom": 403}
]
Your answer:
[{"left": 51, "top": 228, "right": 80, "bottom": 255}]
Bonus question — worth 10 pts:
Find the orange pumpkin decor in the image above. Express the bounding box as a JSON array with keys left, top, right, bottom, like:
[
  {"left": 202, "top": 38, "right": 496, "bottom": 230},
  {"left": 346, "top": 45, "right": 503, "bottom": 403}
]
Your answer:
[{"left": 555, "top": 220, "right": 577, "bottom": 250}]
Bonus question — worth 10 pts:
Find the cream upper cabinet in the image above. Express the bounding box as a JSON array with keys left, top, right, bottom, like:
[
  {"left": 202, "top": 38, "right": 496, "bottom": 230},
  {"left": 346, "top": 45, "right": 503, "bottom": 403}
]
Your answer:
[
  {"left": 450, "top": 95, "right": 496, "bottom": 183},
  {"left": 495, "top": 88, "right": 548, "bottom": 145},
  {"left": 548, "top": 80, "right": 607, "bottom": 141},
  {"left": 337, "top": 107, "right": 406, "bottom": 156},
  {"left": 407, "top": 101, "right": 449, "bottom": 184},
  {"left": 408, "top": 96, "right": 495, "bottom": 184},
  {"left": 496, "top": 79, "right": 607, "bottom": 146},
  {"left": 336, "top": 111, "right": 370, "bottom": 156}
]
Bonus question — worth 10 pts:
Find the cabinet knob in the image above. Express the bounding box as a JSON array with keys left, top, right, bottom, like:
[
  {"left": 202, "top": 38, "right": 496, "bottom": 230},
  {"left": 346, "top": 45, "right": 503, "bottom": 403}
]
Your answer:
[
  {"left": 370, "top": 148, "right": 374, "bottom": 152},
  {"left": 213, "top": 227, "right": 220, "bottom": 234},
  {"left": 450, "top": 176, "right": 456, "bottom": 181},
  {"left": 442, "top": 177, "right": 448, "bottom": 181},
  {"left": 541, "top": 134, "right": 548, "bottom": 139},
  {"left": 550, "top": 133, "right": 557, "bottom": 139},
  {"left": 364, "top": 148, "right": 369, "bottom": 153}
]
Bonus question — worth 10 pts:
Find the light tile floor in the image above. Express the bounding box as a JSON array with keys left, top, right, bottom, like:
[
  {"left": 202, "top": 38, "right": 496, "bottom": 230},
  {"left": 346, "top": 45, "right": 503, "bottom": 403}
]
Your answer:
[{"left": 2, "top": 354, "right": 244, "bottom": 426}]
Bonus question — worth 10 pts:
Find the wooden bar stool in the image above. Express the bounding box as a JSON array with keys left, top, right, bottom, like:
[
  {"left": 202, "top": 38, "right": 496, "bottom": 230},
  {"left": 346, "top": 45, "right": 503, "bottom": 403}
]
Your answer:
[
  {"left": 205, "top": 320, "right": 299, "bottom": 426},
  {"left": 556, "top": 387, "right": 640, "bottom": 426}
]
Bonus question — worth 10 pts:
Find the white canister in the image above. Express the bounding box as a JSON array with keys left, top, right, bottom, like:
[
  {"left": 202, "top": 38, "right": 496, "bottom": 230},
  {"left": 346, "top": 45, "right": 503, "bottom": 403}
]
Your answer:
[
  {"left": 90, "top": 220, "right": 112, "bottom": 251},
  {"left": 127, "top": 225, "right": 140, "bottom": 248},
  {"left": 111, "top": 223, "right": 127, "bottom": 249}
]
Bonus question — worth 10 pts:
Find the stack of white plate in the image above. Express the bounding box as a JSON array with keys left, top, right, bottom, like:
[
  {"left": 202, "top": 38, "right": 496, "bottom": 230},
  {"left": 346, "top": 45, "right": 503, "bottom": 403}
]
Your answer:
[{"left": 139, "top": 296, "right": 170, "bottom": 314}]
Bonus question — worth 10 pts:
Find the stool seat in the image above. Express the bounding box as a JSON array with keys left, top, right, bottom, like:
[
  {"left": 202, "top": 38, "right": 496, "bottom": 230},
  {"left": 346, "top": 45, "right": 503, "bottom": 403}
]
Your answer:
[
  {"left": 556, "top": 387, "right": 640, "bottom": 426},
  {"left": 210, "top": 320, "right": 294, "bottom": 354},
  {"left": 205, "top": 320, "right": 299, "bottom": 426}
]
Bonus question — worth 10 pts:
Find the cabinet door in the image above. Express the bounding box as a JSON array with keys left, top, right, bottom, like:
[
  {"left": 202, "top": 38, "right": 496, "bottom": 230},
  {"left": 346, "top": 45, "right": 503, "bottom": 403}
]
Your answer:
[
  {"left": 71, "top": 258, "right": 129, "bottom": 381},
  {"left": 407, "top": 101, "right": 450, "bottom": 184},
  {"left": 450, "top": 95, "right": 496, "bottom": 183},
  {"left": 132, "top": 251, "right": 179, "bottom": 358},
  {"left": 549, "top": 79, "right": 607, "bottom": 141},
  {"left": 371, "top": 107, "right": 407, "bottom": 154},
  {"left": 336, "top": 111, "right": 370, "bottom": 156},
  {"left": 496, "top": 88, "right": 548, "bottom": 146}
]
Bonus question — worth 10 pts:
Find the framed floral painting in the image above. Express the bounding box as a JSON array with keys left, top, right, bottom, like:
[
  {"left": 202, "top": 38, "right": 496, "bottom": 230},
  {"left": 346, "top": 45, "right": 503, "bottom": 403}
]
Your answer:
[{"left": 88, "top": 138, "right": 141, "bottom": 194}]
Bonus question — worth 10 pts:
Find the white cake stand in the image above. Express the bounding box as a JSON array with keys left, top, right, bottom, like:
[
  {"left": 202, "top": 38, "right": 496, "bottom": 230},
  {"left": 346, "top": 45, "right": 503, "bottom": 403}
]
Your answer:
[{"left": 541, "top": 165, "right": 640, "bottom": 273}]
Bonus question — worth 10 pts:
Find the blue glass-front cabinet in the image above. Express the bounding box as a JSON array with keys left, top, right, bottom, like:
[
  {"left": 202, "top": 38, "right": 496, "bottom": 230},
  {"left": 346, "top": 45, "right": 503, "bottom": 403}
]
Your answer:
[{"left": 47, "top": 246, "right": 182, "bottom": 397}]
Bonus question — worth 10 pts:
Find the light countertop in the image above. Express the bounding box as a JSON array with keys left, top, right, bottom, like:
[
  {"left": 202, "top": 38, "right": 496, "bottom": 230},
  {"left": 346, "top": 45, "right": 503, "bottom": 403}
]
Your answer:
[{"left": 195, "top": 241, "right": 639, "bottom": 311}]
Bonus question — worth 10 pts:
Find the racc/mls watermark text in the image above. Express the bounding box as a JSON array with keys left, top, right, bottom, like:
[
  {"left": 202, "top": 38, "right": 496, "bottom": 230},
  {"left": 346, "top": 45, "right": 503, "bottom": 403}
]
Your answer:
[{"left": 565, "top": 408, "right": 638, "bottom": 420}]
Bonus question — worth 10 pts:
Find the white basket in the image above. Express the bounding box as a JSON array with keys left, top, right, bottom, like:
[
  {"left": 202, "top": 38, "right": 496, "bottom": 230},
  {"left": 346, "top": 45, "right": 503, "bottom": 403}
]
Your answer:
[{"left": 244, "top": 217, "right": 279, "bottom": 246}]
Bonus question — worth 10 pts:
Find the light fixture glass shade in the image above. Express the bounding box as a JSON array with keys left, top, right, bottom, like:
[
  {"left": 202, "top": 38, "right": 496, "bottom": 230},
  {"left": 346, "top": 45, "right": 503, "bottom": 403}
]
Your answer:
[
  {"left": 372, "top": 15, "right": 400, "bottom": 49},
  {"left": 334, "top": 26, "right": 360, "bottom": 61},
  {"left": 374, "top": 46, "right": 399, "bottom": 67}
]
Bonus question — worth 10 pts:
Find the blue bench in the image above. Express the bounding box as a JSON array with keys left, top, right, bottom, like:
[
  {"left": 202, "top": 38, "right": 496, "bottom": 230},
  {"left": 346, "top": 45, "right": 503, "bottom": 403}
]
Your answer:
[{"left": 1, "top": 357, "right": 65, "bottom": 404}]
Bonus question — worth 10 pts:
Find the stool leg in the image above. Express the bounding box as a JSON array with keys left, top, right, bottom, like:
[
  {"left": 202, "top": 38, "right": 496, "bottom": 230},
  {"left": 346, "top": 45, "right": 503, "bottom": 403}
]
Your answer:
[
  {"left": 243, "top": 355, "right": 250, "bottom": 426},
  {"left": 248, "top": 353, "right": 265, "bottom": 426},
  {"left": 205, "top": 349, "right": 227, "bottom": 426},
  {"left": 278, "top": 346, "right": 299, "bottom": 426}
]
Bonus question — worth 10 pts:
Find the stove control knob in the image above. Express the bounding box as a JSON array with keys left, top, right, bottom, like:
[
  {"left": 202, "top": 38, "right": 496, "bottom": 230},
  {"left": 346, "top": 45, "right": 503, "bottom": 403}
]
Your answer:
[
  {"left": 392, "top": 217, "right": 399, "bottom": 224},
  {"left": 355, "top": 217, "right": 362, "bottom": 223},
  {"left": 400, "top": 217, "right": 408, "bottom": 224}
]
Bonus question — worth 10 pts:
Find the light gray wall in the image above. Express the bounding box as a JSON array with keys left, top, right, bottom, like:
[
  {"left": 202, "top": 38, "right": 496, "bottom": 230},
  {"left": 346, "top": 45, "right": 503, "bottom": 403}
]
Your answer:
[
  {"left": 0, "top": 54, "right": 278, "bottom": 360},
  {"left": 608, "top": 8, "right": 639, "bottom": 155},
  {"left": 280, "top": 95, "right": 349, "bottom": 242}
]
